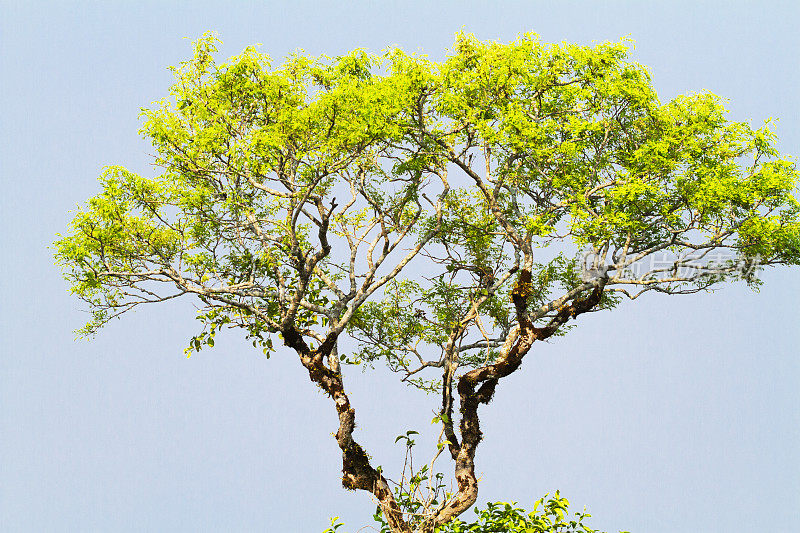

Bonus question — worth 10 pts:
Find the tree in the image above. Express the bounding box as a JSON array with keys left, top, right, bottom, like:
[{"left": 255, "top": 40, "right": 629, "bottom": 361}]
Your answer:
[{"left": 54, "top": 32, "right": 800, "bottom": 532}]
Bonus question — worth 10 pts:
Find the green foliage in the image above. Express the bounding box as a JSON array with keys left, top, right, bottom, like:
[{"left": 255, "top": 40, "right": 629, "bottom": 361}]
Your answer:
[
  {"left": 439, "top": 495, "right": 626, "bottom": 533},
  {"left": 365, "top": 493, "right": 624, "bottom": 533},
  {"left": 55, "top": 30, "right": 800, "bottom": 350},
  {"left": 326, "top": 493, "right": 622, "bottom": 533},
  {"left": 55, "top": 30, "right": 799, "bottom": 532},
  {"left": 54, "top": 31, "right": 446, "bottom": 346},
  {"left": 322, "top": 516, "right": 346, "bottom": 533}
]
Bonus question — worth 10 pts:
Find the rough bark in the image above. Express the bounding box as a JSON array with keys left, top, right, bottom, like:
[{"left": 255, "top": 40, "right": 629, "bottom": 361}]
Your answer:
[
  {"left": 282, "top": 326, "right": 412, "bottom": 533},
  {"left": 429, "top": 270, "right": 606, "bottom": 529}
]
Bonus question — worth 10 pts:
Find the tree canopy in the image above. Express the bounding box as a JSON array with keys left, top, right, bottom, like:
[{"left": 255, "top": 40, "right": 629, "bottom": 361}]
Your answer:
[{"left": 55, "top": 32, "right": 800, "bottom": 532}]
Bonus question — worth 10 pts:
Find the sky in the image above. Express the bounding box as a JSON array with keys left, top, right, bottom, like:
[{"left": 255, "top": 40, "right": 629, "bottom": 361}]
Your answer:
[{"left": 1, "top": 1, "right": 798, "bottom": 532}]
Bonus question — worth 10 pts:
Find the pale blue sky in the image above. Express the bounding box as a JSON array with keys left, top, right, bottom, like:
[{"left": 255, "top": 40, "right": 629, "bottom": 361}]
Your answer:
[{"left": 1, "top": 1, "right": 799, "bottom": 532}]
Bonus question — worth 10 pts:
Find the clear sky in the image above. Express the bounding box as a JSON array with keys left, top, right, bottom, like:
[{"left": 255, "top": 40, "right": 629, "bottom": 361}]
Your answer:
[{"left": 1, "top": 1, "right": 798, "bottom": 532}]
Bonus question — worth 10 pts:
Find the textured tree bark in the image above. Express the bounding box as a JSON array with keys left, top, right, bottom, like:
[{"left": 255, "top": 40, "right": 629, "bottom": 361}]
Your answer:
[
  {"left": 429, "top": 270, "right": 606, "bottom": 529},
  {"left": 283, "top": 267, "right": 604, "bottom": 532},
  {"left": 282, "top": 326, "right": 412, "bottom": 533}
]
